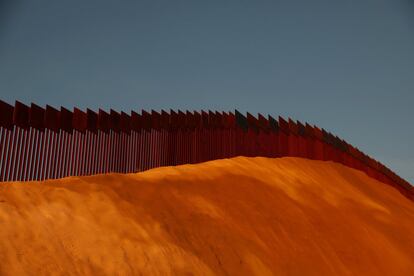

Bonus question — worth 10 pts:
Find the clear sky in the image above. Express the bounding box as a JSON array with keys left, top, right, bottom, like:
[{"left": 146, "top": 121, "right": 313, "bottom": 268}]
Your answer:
[{"left": 0, "top": 0, "right": 413, "bottom": 183}]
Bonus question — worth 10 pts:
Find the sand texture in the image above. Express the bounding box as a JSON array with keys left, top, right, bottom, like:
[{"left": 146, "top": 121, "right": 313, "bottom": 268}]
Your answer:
[{"left": 0, "top": 157, "right": 414, "bottom": 275}]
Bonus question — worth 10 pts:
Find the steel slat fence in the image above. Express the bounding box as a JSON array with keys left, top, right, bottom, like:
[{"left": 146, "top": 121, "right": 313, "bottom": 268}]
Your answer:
[{"left": 0, "top": 100, "right": 412, "bottom": 201}]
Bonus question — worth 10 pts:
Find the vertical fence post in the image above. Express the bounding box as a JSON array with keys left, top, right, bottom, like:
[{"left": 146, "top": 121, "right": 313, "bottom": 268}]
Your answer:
[
  {"left": 141, "top": 110, "right": 150, "bottom": 170},
  {"left": 98, "top": 109, "right": 110, "bottom": 174},
  {"left": 234, "top": 110, "right": 247, "bottom": 157},
  {"left": 160, "top": 110, "right": 170, "bottom": 167},
  {"left": 86, "top": 109, "right": 98, "bottom": 176},
  {"left": 130, "top": 111, "right": 141, "bottom": 172},
  {"left": 23, "top": 126, "right": 34, "bottom": 181},
  {"left": 0, "top": 100, "right": 14, "bottom": 181},
  {"left": 0, "top": 127, "right": 5, "bottom": 181},
  {"left": 268, "top": 115, "right": 279, "bottom": 158},
  {"left": 60, "top": 107, "right": 73, "bottom": 178},
  {"left": 151, "top": 110, "right": 161, "bottom": 169},
  {"left": 257, "top": 114, "right": 269, "bottom": 157},
  {"left": 44, "top": 105, "right": 60, "bottom": 179},
  {"left": 10, "top": 101, "right": 30, "bottom": 181},
  {"left": 288, "top": 119, "right": 299, "bottom": 157},
  {"left": 304, "top": 123, "right": 314, "bottom": 160},
  {"left": 120, "top": 111, "right": 131, "bottom": 173},
  {"left": 278, "top": 117, "right": 289, "bottom": 157},
  {"left": 110, "top": 109, "right": 121, "bottom": 173},
  {"left": 73, "top": 108, "right": 87, "bottom": 176}
]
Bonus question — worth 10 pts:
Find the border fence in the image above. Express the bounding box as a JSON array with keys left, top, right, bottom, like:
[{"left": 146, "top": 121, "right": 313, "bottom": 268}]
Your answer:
[{"left": 0, "top": 100, "right": 412, "bottom": 200}]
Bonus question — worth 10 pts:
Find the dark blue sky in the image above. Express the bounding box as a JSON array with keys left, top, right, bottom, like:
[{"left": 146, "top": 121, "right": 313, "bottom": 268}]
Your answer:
[{"left": 0, "top": 0, "right": 413, "bottom": 183}]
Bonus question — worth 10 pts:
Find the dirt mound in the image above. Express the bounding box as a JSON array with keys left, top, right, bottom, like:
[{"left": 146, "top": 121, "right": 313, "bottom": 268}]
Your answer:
[{"left": 1, "top": 157, "right": 413, "bottom": 275}]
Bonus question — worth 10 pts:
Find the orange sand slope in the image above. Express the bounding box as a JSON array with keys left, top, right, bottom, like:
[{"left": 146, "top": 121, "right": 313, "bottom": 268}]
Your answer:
[{"left": 1, "top": 157, "right": 414, "bottom": 275}]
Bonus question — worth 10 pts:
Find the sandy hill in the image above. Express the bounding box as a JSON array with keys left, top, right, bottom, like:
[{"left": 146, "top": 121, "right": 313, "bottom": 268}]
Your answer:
[{"left": 0, "top": 157, "right": 413, "bottom": 275}]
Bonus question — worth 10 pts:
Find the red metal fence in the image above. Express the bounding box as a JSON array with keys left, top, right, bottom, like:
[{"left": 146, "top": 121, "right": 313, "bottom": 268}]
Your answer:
[{"left": 0, "top": 100, "right": 412, "bottom": 200}]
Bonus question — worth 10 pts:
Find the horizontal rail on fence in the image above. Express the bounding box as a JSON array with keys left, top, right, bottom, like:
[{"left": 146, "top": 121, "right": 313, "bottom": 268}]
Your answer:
[{"left": 0, "top": 99, "right": 412, "bottom": 201}]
